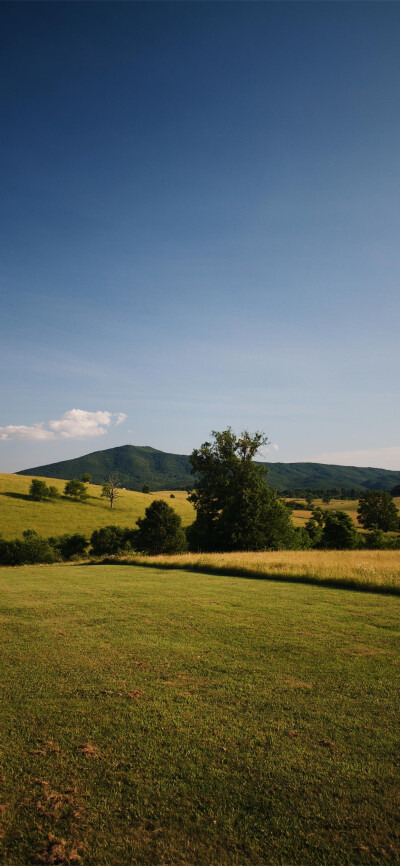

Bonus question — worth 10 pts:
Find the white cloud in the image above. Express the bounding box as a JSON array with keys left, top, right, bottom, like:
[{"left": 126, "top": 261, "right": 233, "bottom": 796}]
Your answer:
[
  {"left": 257, "top": 443, "right": 279, "bottom": 460},
  {"left": 0, "top": 409, "right": 127, "bottom": 441},
  {"left": 312, "top": 446, "right": 400, "bottom": 471}
]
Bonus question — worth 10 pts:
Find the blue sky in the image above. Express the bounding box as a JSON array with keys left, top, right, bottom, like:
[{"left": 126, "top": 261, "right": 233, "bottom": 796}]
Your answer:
[{"left": 1, "top": 2, "right": 399, "bottom": 472}]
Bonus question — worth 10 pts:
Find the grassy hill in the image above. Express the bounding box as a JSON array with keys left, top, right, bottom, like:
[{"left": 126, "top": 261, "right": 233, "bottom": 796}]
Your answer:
[
  {"left": 0, "top": 473, "right": 194, "bottom": 540},
  {"left": 17, "top": 444, "right": 400, "bottom": 492}
]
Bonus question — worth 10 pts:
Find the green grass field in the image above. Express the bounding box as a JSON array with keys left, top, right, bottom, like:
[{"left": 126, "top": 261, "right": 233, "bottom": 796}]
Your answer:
[
  {"left": 0, "top": 473, "right": 195, "bottom": 540},
  {"left": 1, "top": 473, "right": 399, "bottom": 544},
  {"left": 0, "top": 564, "right": 398, "bottom": 865}
]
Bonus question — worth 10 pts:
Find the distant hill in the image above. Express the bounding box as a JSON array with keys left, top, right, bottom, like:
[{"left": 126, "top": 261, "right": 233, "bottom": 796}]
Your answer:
[{"left": 17, "top": 444, "right": 400, "bottom": 493}]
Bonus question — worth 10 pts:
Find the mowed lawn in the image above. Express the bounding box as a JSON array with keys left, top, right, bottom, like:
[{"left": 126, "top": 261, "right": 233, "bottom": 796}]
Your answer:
[{"left": 0, "top": 566, "right": 399, "bottom": 865}]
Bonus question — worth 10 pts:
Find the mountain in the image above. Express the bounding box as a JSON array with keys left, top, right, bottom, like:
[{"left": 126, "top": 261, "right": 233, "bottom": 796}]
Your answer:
[{"left": 17, "top": 444, "right": 400, "bottom": 493}]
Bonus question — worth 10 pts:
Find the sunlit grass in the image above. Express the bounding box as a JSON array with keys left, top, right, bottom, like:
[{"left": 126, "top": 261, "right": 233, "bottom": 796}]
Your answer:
[
  {"left": 0, "top": 564, "right": 399, "bottom": 865},
  {"left": 120, "top": 549, "right": 400, "bottom": 593},
  {"left": 0, "top": 473, "right": 195, "bottom": 539}
]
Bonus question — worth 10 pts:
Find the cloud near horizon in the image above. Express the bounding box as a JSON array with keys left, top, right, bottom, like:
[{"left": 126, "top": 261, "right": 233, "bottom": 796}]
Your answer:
[{"left": 0, "top": 409, "right": 127, "bottom": 441}]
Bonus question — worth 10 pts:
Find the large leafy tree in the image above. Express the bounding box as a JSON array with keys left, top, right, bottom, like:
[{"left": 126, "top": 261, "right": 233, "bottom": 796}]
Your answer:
[
  {"left": 357, "top": 491, "right": 399, "bottom": 532},
  {"left": 187, "top": 428, "right": 295, "bottom": 551}
]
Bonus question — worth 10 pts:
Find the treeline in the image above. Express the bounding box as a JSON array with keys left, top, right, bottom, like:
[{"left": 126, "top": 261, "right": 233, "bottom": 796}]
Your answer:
[{"left": 281, "top": 488, "right": 363, "bottom": 501}]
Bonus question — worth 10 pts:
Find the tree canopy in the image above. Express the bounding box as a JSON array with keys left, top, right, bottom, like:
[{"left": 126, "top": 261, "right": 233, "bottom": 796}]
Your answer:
[
  {"left": 357, "top": 491, "right": 399, "bottom": 532},
  {"left": 187, "top": 428, "right": 296, "bottom": 551},
  {"left": 64, "top": 479, "right": 88, "bottom": 502},
  {"left": 136, "top": 499, "right": 187, "bottom": 555}
]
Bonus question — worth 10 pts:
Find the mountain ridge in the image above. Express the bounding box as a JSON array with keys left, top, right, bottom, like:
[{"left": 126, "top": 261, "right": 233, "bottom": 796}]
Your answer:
[{"left": 16, "top": 444, "right": 400, "bottom": 493}]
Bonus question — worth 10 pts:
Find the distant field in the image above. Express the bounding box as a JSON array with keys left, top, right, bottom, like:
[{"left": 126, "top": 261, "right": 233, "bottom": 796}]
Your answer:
[
  {"left": 0, "top": 564, "right": 398, "bottom": 865},
  {"left": 118, "top": 549, "right": 400, "bottom": 594},
  {"left": 0, "top": 473, "right": 195, "bottom": 539},
  {"left": 0, "top": 473, "right": 398, "bottom": 548}
]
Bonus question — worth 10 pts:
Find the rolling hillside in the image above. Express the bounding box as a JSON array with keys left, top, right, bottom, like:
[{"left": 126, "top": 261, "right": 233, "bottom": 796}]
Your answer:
[
  {"left": 17, "top": 444, "right": 400, "bottom": 492},
  {"left": 0, "top": 473, "right": 194, "bottom": 540}
]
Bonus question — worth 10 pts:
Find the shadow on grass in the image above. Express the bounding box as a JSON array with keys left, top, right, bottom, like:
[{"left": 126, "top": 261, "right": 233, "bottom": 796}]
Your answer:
[
  {"left": 0, "top": 492, "right": 95, "bottom": 505},
  {"left": 79, "top": 557, "right": 400, "bottom": 597},
  {"left": 0, "top": 492, "right": 33, "bottom": 501}
]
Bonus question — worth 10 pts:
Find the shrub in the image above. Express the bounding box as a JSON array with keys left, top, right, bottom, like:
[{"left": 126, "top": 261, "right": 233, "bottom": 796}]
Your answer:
[
  {"left": 29, "top": 479, "right": 50, "bottom": 501},
  {"left": 90, "top": 525, "right": 137, "bottom": 557},
  {"left": 52, "top": 533, "right": 88, "bottom": 560}
]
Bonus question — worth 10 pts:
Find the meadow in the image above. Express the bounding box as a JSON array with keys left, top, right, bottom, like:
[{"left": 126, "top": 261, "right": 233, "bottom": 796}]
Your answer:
[
  {"left": 1, "top": 472, "right": 399, "bottom": 545},
  {"left": 120, "top": 549, "right": 400, "bottom": 594},
  {"left": 0, "top": 564, "right": 399, "bottom": 865},
  {"left": 0, "top": 473, "right": 194, "bottom": 540}
]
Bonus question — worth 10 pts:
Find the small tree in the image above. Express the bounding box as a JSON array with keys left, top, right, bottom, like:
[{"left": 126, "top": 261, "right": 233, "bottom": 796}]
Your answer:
[
  {"left": 142, "top": 484, "right": 151, "bottom": 494},
  {"left": 136, "top": 500, "right": 187, "bottom": 554},
  {"left": 47, "top": 485, "right": 59, "bottom": 500},
  {"left": 29, "top": 479, "right": 49, "bottom": 501},
  {"left": 322, "top": 492, "right": 332, "bottom": 505},
  {"left": 64, "top": 479, "right": 88, "bottom": 502},
  {"left": 357, "top": 491, "right": 399, "bottom": 532},
  {"left": 101, "top": 473, "right": 121, "bottom": 509},
  {"left": 321, "top": 510, "right": 359, "bottom": 549},
  {"left": 305, "top": 492, "right": 314, "bottom": 507},
  {"left": 82, "top": 473, "right": 92, "bottom": 484}
]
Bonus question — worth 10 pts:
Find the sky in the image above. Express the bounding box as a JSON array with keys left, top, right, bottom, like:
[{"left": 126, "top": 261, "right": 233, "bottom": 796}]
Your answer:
[{"left": 1, "top": 1, "right": 399, "bottom": 472}]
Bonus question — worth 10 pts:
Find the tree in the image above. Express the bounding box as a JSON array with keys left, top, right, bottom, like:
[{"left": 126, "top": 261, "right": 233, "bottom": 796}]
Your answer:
[
  {"left": 101, "top": 473, "right": 121, "bottom": 509},
  {"left": 187, "top": 428, "right": 296, "bottom": 551},
  {"left": 391, "top": 484, "right": 400, "bottom": 497},
  {"left": 322, "top": 492, "right": 332, "bottom": 504},
  {"left": 82, "top": 473, "right": 92, "bottom": 484},
  {"left": 142, "top": 484, "right": 151, "bottom": 494},
  {"left": 90, "top": 525, "right": 137, "bottom": 556},
  {"left": 321, "top": 510, "right": 359, "bottom": 549},
  {"left": 305, "top": 492, "right": 314, "bottom": 507},
  {"left": 136, "top": 500, "right": 187, "bottom": 554},
  {"left": 47, "top": 485, "right": 59, "bottom": 500},
  {"left": 64, "top": 479, "right": 88, "bottom": 502},
  {"left": 29, "top": 479, "right": 49, "bottom": 501},
  {"left": 357, "top": 491, "right": 399, "bottom": 532}
]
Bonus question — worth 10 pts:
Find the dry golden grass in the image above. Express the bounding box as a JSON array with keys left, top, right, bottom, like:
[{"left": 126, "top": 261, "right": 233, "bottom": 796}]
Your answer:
[{"left": 123, "top": 549, "right": 400, "bottom": 593}]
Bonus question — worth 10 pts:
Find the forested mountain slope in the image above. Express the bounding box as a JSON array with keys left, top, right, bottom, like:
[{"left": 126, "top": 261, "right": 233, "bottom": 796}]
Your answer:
[{"left": 18, "top": 444, "right": 400, "bottom": 492}]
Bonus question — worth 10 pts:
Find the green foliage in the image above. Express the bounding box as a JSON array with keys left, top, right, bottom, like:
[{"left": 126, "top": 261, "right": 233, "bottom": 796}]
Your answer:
[
  {"left": 18, "top": 443, "right": 400, "bottom": 493},
  {"left": 305, "top": 491, "right": 314, "bottom": 507},
  {"left": 188, "top": 429, "right": 296, "bottom": 551},
  {"left": 51, "top": 533, "right": 88, "bottom": 560},
  {"left": 170, "top": 493, "right": 175, "bottom": 498},
  {"left": 391, "top": 484, "right": 400, "bottom": 497},
  {"left": 64, "top": 479, "right": 88, "bottom": 502},
  {"left": 322, "top": 493, "right": 332, "bottom": 504},
  {"left": 47, "top": 485, "right": 59, "bottom": 500},
  {"left": 142, "top": 484, "right": 151, "bottom": 494},
  {"left": 0, "top": 530, "right": 59, "bottom": 565},
  {"left": 82, "top": 473, "right": 92, "bottom": 484},
  {"left": 29, "top": 479, "right": 50, "bottom": 501},
  {"left": 136, "top": 500, "right": 187, "bottom": 555},
  {"left": 90, "top": 525, "right": 137, "bottom": 557},
  {"left": 320, "top": 510, "right": 360, "bottom": 550},
  {"left": 357, "top": 490, "right": 399, "bottom": 532}
]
